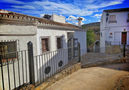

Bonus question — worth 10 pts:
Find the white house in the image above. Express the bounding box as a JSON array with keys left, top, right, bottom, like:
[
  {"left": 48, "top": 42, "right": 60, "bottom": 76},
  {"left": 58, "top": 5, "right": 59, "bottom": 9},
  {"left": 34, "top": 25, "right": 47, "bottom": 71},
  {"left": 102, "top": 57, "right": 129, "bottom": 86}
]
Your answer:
[
  {"left": 0, "top": 10, "right": 87, "bottom": 89},
  {"left": 100, "top": 8, "right": 129, "bottom": 52}
]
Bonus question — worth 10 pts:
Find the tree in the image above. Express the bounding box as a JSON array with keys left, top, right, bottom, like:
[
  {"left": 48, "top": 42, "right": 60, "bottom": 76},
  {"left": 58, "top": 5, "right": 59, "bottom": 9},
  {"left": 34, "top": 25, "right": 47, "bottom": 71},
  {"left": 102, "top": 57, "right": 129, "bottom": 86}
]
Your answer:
[{"left": 87, "top": 30, "right": 95, "bottom": 47}]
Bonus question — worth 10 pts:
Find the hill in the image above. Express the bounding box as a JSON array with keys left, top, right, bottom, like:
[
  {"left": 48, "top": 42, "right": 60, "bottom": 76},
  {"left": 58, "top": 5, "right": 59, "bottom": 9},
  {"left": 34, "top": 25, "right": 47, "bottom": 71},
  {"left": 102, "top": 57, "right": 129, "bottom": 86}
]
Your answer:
[{"left": 82, "top": 22, "right": 100, "bottom": 31}]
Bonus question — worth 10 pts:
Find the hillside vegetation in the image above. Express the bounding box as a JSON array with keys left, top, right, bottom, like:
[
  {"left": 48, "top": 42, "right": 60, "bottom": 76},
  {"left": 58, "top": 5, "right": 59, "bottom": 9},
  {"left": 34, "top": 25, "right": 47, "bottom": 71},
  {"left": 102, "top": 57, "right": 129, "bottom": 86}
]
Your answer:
[{"left": 82, "top": 22, "right": 100, "bottom": 51}]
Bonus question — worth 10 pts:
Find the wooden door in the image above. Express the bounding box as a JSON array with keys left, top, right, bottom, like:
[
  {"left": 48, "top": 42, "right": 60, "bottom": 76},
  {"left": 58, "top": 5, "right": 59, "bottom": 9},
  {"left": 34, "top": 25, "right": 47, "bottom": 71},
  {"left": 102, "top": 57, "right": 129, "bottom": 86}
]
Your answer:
[{"left": 122, "top": 32, "right": 127, "bottom": 44}]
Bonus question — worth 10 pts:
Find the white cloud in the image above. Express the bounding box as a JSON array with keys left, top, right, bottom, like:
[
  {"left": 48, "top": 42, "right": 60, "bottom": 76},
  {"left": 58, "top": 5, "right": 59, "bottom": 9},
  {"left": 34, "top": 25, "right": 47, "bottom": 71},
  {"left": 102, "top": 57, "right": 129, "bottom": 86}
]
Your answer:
[
  {"left": 4, "top": 0, "right": 125, "bottom": 18},
  {"left": 67, "top": 15, "right": 77, "bottom": 21},
  {"left": 80, "top": 17, "right": 86, "bottom": 21},
  {"left": 32, "top": 0, "right": 124, "bottom": 16},
  {"left": 98, "top": 19, "right": 101, "bottom": 22},
  {"left": 67, "top": 15, "right": 86, "bottom": 25},
  {"left": 67, "top": 16, "right": 86, "bottom": 21},
  {"left": 94, "top": 14, "right": 102, "bottom": 18},
  {"left": 86, "top": 0, "right": 124, "bottom": 9},
  {"left": 40, "top": 14, "right": 45, "bottom": 17},
  {"left": 12, "top": 5, "right": 35, "bottom": 9},
  {"left": 33, "top": 1, "right": 95, "bottom": 16},
  {"left": 2, "top": 0, "right": 24, "bottom": 4}
]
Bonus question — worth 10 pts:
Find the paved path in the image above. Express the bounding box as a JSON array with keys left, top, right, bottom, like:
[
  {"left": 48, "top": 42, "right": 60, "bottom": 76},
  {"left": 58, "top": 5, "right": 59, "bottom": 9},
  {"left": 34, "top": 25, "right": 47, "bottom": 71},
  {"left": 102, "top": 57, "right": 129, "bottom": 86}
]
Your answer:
[{"left": 46, "top": 67, "right": 129, "bottom": 90}]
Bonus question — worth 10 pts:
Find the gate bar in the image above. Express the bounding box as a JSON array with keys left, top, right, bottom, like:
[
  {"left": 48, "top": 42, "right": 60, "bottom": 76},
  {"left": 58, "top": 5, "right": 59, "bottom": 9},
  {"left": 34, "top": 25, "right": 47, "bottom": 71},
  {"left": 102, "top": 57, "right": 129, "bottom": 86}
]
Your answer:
[{"left": 0, "top": 55, "right": 5, "bottom": 90}]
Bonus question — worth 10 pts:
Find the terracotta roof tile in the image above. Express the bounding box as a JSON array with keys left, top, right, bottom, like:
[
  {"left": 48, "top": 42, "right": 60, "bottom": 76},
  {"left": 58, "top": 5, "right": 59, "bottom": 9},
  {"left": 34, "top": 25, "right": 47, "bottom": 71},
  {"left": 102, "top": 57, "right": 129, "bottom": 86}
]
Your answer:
[{"left": 0, "top": 10, "right": 80, "bottom": 29}]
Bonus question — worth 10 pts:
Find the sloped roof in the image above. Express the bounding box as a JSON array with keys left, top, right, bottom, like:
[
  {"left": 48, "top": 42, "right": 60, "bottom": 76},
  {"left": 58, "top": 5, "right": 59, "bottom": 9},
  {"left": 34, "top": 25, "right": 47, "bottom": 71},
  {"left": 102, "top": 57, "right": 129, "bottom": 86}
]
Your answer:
[
  {"left": 104, "top": 8, "right": 129, "bottom": 13},
  {"left": 0, "top": 10, "right": 80, "bottom": 30}
]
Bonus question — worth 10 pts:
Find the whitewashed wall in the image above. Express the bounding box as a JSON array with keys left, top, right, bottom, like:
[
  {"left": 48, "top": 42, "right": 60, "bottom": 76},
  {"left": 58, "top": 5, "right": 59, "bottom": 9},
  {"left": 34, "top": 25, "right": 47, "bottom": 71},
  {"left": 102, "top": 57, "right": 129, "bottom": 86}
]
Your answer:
[
  {"left": 0, "top": 25, "right": 37, "bottom": 54},
  {"left": 35, "top": 28, "right": 73, "bottom": 82},
  {"left": 0, "top": 25, "right": 37, "bottom": 90},
  {"left": 34, "top": 49, "right": 68, "bottom": 83},
  {"left": 100, "top": 11, "right": 129, "bottom": 52},
  {"left": 74, "top": 30, "right": 87, "bottom": 55},
  {"left": 0, "top": 24, "right": 87, "bottom": 88},
  {"left": 36, "top": 28, "right": 73, "bottom": 55}
]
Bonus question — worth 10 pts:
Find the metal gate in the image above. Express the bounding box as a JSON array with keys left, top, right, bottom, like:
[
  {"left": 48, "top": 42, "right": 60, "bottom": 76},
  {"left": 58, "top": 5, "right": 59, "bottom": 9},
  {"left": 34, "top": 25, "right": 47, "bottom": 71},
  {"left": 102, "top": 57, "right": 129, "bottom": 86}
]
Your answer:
[
  {"left": 68, "top": 38, "right": 80, "bottom": 61},
  {"left": 0, "top": 50, "right": 30, "bottom": 90},
  {"left": 0, "top": 41, "right": 81, "bottom": 90},
  {"left": 33, "top": 40, "right": 80, "bottom": 86}
]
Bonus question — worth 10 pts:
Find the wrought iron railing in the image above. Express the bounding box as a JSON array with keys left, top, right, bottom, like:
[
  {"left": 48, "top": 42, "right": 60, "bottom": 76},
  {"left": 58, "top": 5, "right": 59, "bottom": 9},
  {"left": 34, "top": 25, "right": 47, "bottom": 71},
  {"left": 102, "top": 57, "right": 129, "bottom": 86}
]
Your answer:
[
  {"left": 0, "top": 50, "right": 30, "bottom": 90},
  {"left": 0, "top": 41, "right": 82, "bottom": 90}
]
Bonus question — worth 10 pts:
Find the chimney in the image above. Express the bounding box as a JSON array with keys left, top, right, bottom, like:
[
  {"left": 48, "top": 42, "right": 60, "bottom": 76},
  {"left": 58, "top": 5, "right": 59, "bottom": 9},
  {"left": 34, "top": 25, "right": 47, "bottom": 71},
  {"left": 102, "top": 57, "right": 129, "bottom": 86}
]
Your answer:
[
  {"left": 77, "top": 17, "right": 83, "bottom": 27},
  {"left": 51, "top": 14, "right": 65, "bottom": 23},
  {"left": 43, "top": 14, "right": 52, "bottom": 20}
]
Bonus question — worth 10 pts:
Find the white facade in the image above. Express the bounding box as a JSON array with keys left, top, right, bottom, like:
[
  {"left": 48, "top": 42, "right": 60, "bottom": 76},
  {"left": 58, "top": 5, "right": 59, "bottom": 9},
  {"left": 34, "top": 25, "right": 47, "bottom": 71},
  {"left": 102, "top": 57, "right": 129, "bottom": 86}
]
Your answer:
[
  {"left": 36, "top": 28, "right": 69, "bottom": 55},
  {"left": 74, "top": 31, "right": 87, "bottom": 55},
  {"left": 0, "top": 25, "right": 37, "bottom": 54},
  {"left": 100, "top": 9, "right": 129, "bottom": 52},
  {"left": 0, "top": 11, "right": 87, "bottom": 89}
]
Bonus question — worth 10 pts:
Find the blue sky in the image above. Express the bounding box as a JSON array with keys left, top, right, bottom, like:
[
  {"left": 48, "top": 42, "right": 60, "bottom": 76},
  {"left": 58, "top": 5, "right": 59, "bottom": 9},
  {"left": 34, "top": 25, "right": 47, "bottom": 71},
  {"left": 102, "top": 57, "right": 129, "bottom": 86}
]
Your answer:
[{"left": 0, "top": 0, "right": 129, "bottom": 25}]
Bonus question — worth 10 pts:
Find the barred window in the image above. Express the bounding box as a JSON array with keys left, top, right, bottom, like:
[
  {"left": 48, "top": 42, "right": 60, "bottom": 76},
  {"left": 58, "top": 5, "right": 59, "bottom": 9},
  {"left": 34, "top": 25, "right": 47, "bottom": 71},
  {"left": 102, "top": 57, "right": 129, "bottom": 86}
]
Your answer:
[
  {"left": 57, "top": 37, "right": 63, "bottom": 49},
  {"left": 0, "top": 41, "right": 17, "bottom": 59}
]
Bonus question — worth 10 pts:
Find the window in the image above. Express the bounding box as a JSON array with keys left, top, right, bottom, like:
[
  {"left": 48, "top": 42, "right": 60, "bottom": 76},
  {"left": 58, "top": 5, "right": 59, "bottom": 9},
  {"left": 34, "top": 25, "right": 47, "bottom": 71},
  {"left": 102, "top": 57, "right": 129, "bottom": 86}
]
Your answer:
[
  {"left": 0, "top": 41, "right": 17, "bottom": 59},
  {"left": 109, "top": 15, "right": 117, "bottom": 23},
  {"left": 57, "top": 37, "right": 63, "bottom": 49},
  {"left": 41, "top": 38, "right": 49, "bottom": 52}
]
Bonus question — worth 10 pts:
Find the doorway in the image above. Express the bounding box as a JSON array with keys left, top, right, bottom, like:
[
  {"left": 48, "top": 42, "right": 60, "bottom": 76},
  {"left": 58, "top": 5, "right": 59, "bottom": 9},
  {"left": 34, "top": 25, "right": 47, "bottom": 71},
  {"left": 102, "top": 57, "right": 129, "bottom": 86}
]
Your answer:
[{"left": 121, "top": 32, "right": 127, "bottom": 44}]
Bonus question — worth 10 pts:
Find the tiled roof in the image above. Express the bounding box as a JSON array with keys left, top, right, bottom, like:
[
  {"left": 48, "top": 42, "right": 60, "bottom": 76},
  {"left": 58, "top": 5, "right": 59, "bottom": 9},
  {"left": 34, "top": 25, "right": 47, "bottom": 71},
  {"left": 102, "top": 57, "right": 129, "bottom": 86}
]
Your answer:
[{"left": 0, "top": 10, "right": 80, "bottom": 29}]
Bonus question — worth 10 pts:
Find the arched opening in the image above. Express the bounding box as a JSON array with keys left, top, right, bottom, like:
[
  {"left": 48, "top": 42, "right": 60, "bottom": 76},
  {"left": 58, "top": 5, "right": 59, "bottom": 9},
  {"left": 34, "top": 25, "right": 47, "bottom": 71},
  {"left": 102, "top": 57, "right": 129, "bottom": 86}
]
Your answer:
[{"left": 94, "top": 40, "right": 100, "bottom": 52}]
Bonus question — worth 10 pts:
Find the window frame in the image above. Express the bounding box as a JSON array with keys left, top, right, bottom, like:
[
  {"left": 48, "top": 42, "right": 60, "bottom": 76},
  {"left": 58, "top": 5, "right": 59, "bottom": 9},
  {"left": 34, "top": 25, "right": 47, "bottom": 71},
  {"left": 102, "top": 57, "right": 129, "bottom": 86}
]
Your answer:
[
  {"left": 56, "top": 36, "right": 63, "bottom": 49},
  {"left": 0, "top": 41, "right": 17, "bottom": 62},
  {"left": 41, "top": 36, "right": 50, "bottom": 53},
  {"left": 109, "top": 15, "right": 117, "bottom": 23}
]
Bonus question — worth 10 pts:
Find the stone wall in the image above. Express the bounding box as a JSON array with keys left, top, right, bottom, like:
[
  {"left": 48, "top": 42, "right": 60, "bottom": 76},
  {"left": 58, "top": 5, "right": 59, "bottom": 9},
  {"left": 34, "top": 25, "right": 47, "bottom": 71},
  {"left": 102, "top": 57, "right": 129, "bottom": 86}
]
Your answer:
[{"left": 105, "top": 45, "right": 122, "bottom": 54}]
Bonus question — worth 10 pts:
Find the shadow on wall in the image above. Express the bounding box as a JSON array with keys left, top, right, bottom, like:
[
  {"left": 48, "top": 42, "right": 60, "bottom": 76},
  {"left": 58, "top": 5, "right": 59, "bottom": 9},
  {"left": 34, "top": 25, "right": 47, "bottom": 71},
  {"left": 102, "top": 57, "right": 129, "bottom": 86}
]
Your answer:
[
  {"left": 34, "top": 49, "right": 69, "bottom": 84},
  {"left": 0, "top": 34, "right": 81, "bottom": 89},
  {"left": 34, "top": 34, "right": 79, "bottom": 85}
]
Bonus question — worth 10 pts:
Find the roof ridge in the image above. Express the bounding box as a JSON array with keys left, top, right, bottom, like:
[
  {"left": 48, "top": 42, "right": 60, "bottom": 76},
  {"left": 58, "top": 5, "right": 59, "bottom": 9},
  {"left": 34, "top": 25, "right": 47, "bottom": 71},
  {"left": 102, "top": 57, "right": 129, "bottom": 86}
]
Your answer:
[{"left": 0, "top": 9, "right": 79, "bottom": 29}]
